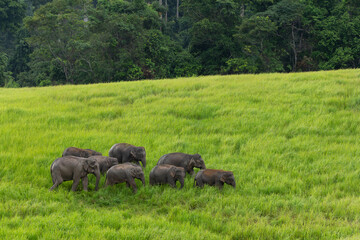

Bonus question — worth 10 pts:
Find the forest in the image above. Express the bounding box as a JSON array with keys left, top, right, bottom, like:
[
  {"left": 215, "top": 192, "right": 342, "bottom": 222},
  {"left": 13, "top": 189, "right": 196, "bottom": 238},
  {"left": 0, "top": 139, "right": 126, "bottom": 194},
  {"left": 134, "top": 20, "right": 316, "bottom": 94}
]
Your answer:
[{"left": 0, "top": 0, "right": 360, "bottom": 87}]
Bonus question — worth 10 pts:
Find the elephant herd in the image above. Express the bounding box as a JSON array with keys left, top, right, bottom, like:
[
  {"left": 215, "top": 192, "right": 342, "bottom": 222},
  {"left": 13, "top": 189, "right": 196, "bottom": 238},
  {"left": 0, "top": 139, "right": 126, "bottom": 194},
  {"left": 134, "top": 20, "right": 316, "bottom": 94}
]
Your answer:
[{"left": 50, "top": 143, "right": 236, "bottom": 193}]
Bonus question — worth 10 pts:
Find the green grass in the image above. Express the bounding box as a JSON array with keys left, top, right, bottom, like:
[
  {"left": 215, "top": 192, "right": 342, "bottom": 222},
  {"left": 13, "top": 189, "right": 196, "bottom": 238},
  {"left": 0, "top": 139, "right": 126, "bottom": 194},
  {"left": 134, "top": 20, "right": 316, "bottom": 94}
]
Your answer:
[{"left": 1, "top": 69, "right": 360, "bottom": 239}]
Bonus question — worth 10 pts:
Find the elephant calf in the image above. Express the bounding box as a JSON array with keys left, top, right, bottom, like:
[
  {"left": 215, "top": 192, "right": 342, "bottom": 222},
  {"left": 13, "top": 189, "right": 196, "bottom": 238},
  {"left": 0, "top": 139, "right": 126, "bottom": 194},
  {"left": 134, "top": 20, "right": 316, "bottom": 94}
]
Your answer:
[
  {"left": 149, "top": 164, "right": 185, "bottom": 189},
  {"left": 88, "top": 156, "right": 118, "bottom": 175},
  {"left": 105, "top": 163, "right": 145, "bottom": 193},
  {"left": 157, "top": 152, "right": 206, "bottom": 175},
  {"left": 194, "top": 169, "right": 236, "bottom": 189},
  {"left": 50, "top": 156, "right": 100, "bottom": 191},
  {"left": 62, "top": 147, "right": 102, "bottom": 158}
]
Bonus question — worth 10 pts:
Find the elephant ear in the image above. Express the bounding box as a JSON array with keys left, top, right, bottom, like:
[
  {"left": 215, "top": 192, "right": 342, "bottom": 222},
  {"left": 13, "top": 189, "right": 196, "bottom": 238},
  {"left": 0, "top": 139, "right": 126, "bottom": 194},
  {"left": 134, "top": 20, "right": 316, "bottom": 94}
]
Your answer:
[
  {"left": 219, "top": 173, "right": 228, "bottom": 183},
  {"left": 189, "top": 158, "right": 195, "bottom": 166},
  {"left": 220, "top": 172, "right": 233, "bottom": 182},
  {"left": 130, "top": 150, "right": 136, "bottom": 159},
  {"left": 84, "top": 159, "right": 97, "bottom": 172},
  {"left": 170, "top": 168, "right": 176, "bottom": 178},
  {"left": 186, "top": 158, "right": 195, "bottom": 171},
  {"left": 83, "top": 159, "right": 91, "bottom": 172}
]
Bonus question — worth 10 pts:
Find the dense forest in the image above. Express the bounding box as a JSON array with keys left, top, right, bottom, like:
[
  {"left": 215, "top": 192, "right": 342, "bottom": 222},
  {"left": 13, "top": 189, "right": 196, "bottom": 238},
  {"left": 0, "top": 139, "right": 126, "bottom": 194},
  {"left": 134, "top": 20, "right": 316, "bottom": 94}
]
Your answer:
[{"left": 0, "top": 0, "right": 359, "bottom": 87}]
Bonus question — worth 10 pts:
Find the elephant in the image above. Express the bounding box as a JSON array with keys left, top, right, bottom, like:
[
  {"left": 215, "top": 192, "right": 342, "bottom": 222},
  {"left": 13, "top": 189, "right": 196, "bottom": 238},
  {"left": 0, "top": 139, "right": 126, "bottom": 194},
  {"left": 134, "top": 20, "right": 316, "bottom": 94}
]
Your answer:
[
  {"left": 62, "top": 147, "right": 102, "bottom": 158},
  {"left": 50, "top": 156, "right": 100, "bottom": 191},
  {"left": 108, "top": 143, "right": 146, "bottom": 168},
  {"left": 194, "top": 169, "right": 236, "bottom": 189},
  {"left": 105, "top": 163, "right": 145, "bottom": 193},
  {"left": 88, "top": 156, "right": 119, "bottom": 175},
  {"left": 157, "top": 152, "right": 206, "bottom": 175},
  {"left": 149, "top": 164, "right": 186, "bottom": 189}
]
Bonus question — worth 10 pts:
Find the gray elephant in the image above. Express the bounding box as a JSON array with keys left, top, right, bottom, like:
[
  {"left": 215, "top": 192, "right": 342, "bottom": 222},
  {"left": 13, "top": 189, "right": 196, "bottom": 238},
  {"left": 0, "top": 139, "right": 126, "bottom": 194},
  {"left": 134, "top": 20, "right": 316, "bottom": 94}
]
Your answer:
[
  {"left": 157, "top": 152, "right": 206, "bottom": 175},
  {"left": 105, "top": 163, "right": 145, "bottom": 193},
  {"left": 62, "top": 147, "right": 102, "bottom": 158},
  {"left": 50, "top": 156, "right": 100, "bottom": 191},
  {"left": 194, "top": 169, "right": 236, "bottom": 189},
  {"left": 149, "top": 164, "right": 186, "bottom": 189},
  {"left": 108, "top": 143, "right": 146, "bottom": 168},
  {"left": 88, "top": 156, "right": 119, "bottom": 175}
]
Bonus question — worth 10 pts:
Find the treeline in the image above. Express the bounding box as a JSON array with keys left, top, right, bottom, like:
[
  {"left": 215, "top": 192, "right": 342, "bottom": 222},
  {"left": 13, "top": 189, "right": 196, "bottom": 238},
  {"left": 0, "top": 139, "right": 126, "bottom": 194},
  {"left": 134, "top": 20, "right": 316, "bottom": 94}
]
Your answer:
[{"left": 1, "top": 0, "right": 360, "bottom": 87}]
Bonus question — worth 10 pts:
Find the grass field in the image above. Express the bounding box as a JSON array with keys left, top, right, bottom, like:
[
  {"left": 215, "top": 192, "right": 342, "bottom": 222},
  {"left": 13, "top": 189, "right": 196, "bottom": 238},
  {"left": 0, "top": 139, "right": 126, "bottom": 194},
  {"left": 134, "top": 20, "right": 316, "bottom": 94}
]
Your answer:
[{"left": 1, "top": 69, "right": 360, "bottom": 239}]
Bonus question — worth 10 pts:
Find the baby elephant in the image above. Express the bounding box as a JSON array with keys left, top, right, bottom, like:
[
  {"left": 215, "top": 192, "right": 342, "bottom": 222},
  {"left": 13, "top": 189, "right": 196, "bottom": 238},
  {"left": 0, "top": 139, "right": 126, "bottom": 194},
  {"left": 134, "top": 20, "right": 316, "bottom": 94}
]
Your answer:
[
  {"left": 149, "top": 164, "right": 186, "bottom": 189},
  {"left": 50, "top": 156, "right": 100, "bottom": 191},
  {"left": 194, "top": 169, "right": 236, "bottom": 189},
  {"left": 105, "top": 163, "right": 145, "bottom": 193},
  {"left": 88, "top": 156, "right": 118, "bottom": 175},
  {"left": 62, "top": 147, "right": 102, "bottom": 158}
]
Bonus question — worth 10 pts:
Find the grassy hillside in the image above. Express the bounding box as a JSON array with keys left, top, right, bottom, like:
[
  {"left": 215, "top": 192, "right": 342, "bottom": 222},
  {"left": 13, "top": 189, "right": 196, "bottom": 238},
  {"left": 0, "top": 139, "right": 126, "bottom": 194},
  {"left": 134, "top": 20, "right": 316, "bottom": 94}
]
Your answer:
[{"left": 1, "top": 69, "right": 360, "bottom": 239}]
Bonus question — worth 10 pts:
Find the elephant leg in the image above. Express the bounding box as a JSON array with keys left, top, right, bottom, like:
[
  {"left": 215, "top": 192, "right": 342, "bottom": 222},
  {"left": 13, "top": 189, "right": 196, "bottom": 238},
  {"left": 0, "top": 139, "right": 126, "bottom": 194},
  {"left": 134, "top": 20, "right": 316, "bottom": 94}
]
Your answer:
[
  {"left": 126, "top": 182, "right": 130, "bottom": 188},
  {"left": 50, "top": 172, "right": 63, "bottom": 191},
  {"left": 149, "top": 176, "right": 154, "bottom": 186},
  {"left": 127, "top": 179, "right": 137, "bottom": 193},
  {"left": 188, "top": 169, "right": 195, "bottom": 176},
  {"left": 215, "top": 181, "right": 224, "bottom": 190},
  {"left": 179, "top": 179, "right": 184, "bottom": 189},
  {"left": 71, "top": 177, "right": 81, "bottom": 191},
  {"left": 104, "top": 179, "right": 114, "bottom": 187},
  {"left": 50, "top": 179, "right": 63, "bottom": 191},
  {"left": 195, "top": 178, "right": 204, "bottom": 188},
  {"left": 82, "top": 176, "right": 89, "bottom": 191}
]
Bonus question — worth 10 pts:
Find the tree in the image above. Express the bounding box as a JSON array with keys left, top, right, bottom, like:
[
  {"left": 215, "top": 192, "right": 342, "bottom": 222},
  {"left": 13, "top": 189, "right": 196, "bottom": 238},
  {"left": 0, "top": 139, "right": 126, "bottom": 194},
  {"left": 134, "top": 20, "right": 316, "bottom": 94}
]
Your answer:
[
  {"left": 0, "top": 0, "right": 26, "bottom": 56},
  {"left": 25, "top": 0, "right": 93, "bottom": 84},
  {"left": 0, "top": 52, "right": 17, "bottom": 87}
]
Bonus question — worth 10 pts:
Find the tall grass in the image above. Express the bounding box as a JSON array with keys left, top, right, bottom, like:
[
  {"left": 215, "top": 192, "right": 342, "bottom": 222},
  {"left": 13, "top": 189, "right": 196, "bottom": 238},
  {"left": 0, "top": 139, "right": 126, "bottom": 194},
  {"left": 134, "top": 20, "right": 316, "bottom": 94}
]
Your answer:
[{"left": 1, "top": 70, "right": 360, "bottom": 239}]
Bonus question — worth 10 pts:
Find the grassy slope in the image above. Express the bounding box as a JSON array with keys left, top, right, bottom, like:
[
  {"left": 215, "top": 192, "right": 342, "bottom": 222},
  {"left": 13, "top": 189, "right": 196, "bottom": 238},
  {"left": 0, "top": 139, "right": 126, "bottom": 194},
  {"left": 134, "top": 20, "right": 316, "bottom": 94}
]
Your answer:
[{"left": 1, "top": 70, "right": 360, "bottom": 239}]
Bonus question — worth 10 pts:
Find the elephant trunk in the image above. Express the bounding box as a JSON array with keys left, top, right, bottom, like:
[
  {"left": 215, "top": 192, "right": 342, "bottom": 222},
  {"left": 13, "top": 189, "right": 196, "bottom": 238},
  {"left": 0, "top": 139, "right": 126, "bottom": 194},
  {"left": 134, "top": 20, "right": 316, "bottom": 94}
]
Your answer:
[
  {"left": 141, "top": 158, "right": 146, "bottom": 168},
  {"left": 231, "top": 181, "right": 236, "bottom": 189},
  {"left": 179, "top": 178, "right": 184, "bottom": 189},
  {"left": 201, "top": 163, "right": 206, "bottom": 169},
  {"left": 140, "top": 175, "right": 146, "bottom": 186}
]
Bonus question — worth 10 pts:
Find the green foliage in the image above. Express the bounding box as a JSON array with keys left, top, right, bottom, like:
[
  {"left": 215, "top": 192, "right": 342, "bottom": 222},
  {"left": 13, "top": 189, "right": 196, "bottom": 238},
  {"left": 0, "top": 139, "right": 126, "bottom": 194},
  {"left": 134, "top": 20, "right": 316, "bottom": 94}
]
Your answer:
[
  {"left": 2, "top": 0, "right": 360, "bottom": 86},
  {"left": 222, "top": 58, "right": 258, "bottom": 74},
  {"left": 1, "top": 70, "right": 360, "bottom": 238},
  {"left": 0, "top": 52, "right": 17, "bottom": 87},
  {"left": 0, "top": 0, "right": 26, "bottom": 57}
]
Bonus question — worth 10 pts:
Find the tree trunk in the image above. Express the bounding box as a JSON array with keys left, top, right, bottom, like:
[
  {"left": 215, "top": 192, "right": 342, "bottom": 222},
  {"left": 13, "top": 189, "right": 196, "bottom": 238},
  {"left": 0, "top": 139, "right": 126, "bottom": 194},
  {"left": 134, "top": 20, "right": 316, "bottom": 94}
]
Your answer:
[
  {"left": 165, "top": 0, "right": 168, "bottom": 24},
  {"left": 176, "top": 0, "right": 179, "bottom": 19},
  {"left": 291, "top": 23, "right": 297, "bottom": 72},
  {"left": 159, "top": 0, "right": 162, "bottom": 19}
]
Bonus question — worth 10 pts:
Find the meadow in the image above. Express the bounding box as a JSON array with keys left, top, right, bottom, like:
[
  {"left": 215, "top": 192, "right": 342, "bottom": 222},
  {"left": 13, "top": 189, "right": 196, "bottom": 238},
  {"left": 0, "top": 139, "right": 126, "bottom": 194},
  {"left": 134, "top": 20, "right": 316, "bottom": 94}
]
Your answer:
[{"left": 1, "top": 69, "right": 360, "bottom": 239}]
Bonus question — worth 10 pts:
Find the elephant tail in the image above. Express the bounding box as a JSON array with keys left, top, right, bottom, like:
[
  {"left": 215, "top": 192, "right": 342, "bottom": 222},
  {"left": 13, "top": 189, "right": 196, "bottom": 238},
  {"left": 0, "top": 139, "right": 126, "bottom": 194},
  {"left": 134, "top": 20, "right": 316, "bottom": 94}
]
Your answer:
[{"left": 104, "top": 173, "right": 108, "bottom": 187}]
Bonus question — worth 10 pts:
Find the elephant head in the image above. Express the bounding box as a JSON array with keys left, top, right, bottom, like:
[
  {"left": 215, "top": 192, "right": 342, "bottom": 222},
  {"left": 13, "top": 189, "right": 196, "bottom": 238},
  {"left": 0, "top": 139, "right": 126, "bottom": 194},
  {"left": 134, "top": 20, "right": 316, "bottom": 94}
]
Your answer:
[
  {"left": 106, "top": 157, "right": 119, "bottom": 169},
  {"left": 84, "top": 158, "right": 100, "bottom": 190},
  {"left": 187, "top": 154, "right": 206, "bottom": 172},
  {"left": 220, "top": 172, "right": 236, "bottom": 188},
  {"left": 170, "top": 166, "right": 185, "bottom": 189},
  {"left": 130, "top": 147, "right": 146, "bottom": 168},
  {"left": 129, "top": 163, "right": 146, "bottom": 186}
]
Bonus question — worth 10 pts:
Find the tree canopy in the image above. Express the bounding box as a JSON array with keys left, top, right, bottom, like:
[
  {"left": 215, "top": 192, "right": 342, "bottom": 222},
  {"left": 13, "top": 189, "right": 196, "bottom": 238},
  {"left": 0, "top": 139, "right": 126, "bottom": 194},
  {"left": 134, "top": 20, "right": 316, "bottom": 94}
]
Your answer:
[{"left": 1, "top": 0, "right": 359, "bottom": 87}]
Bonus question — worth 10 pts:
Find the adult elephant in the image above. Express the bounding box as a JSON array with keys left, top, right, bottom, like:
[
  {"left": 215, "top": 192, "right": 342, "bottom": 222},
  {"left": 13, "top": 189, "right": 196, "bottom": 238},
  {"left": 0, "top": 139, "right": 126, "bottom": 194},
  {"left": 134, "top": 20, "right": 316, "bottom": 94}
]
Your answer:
[
  {"left": 50, "top": 156, "right": 100, "bottom": 191},
  {"left": 62, "top": 147, "right": 102, "bottom": 158},
  {"left": 88, "top": 156, "right": 119, "bottom": 175},
  {"left": 149, "top": 164, "right": 185, "bottom": 189},
  {"left": 194, "top": 169, "right": 236, "bottom": 189},
  {"left": 157, "top": 152, "right": 206, "bottom": 175},
  {"left": 108, "top": 143, "right": 146, "bottom": 168},
  {"left": 105, "top": 163, "right": 145, "bottom": 193}
]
